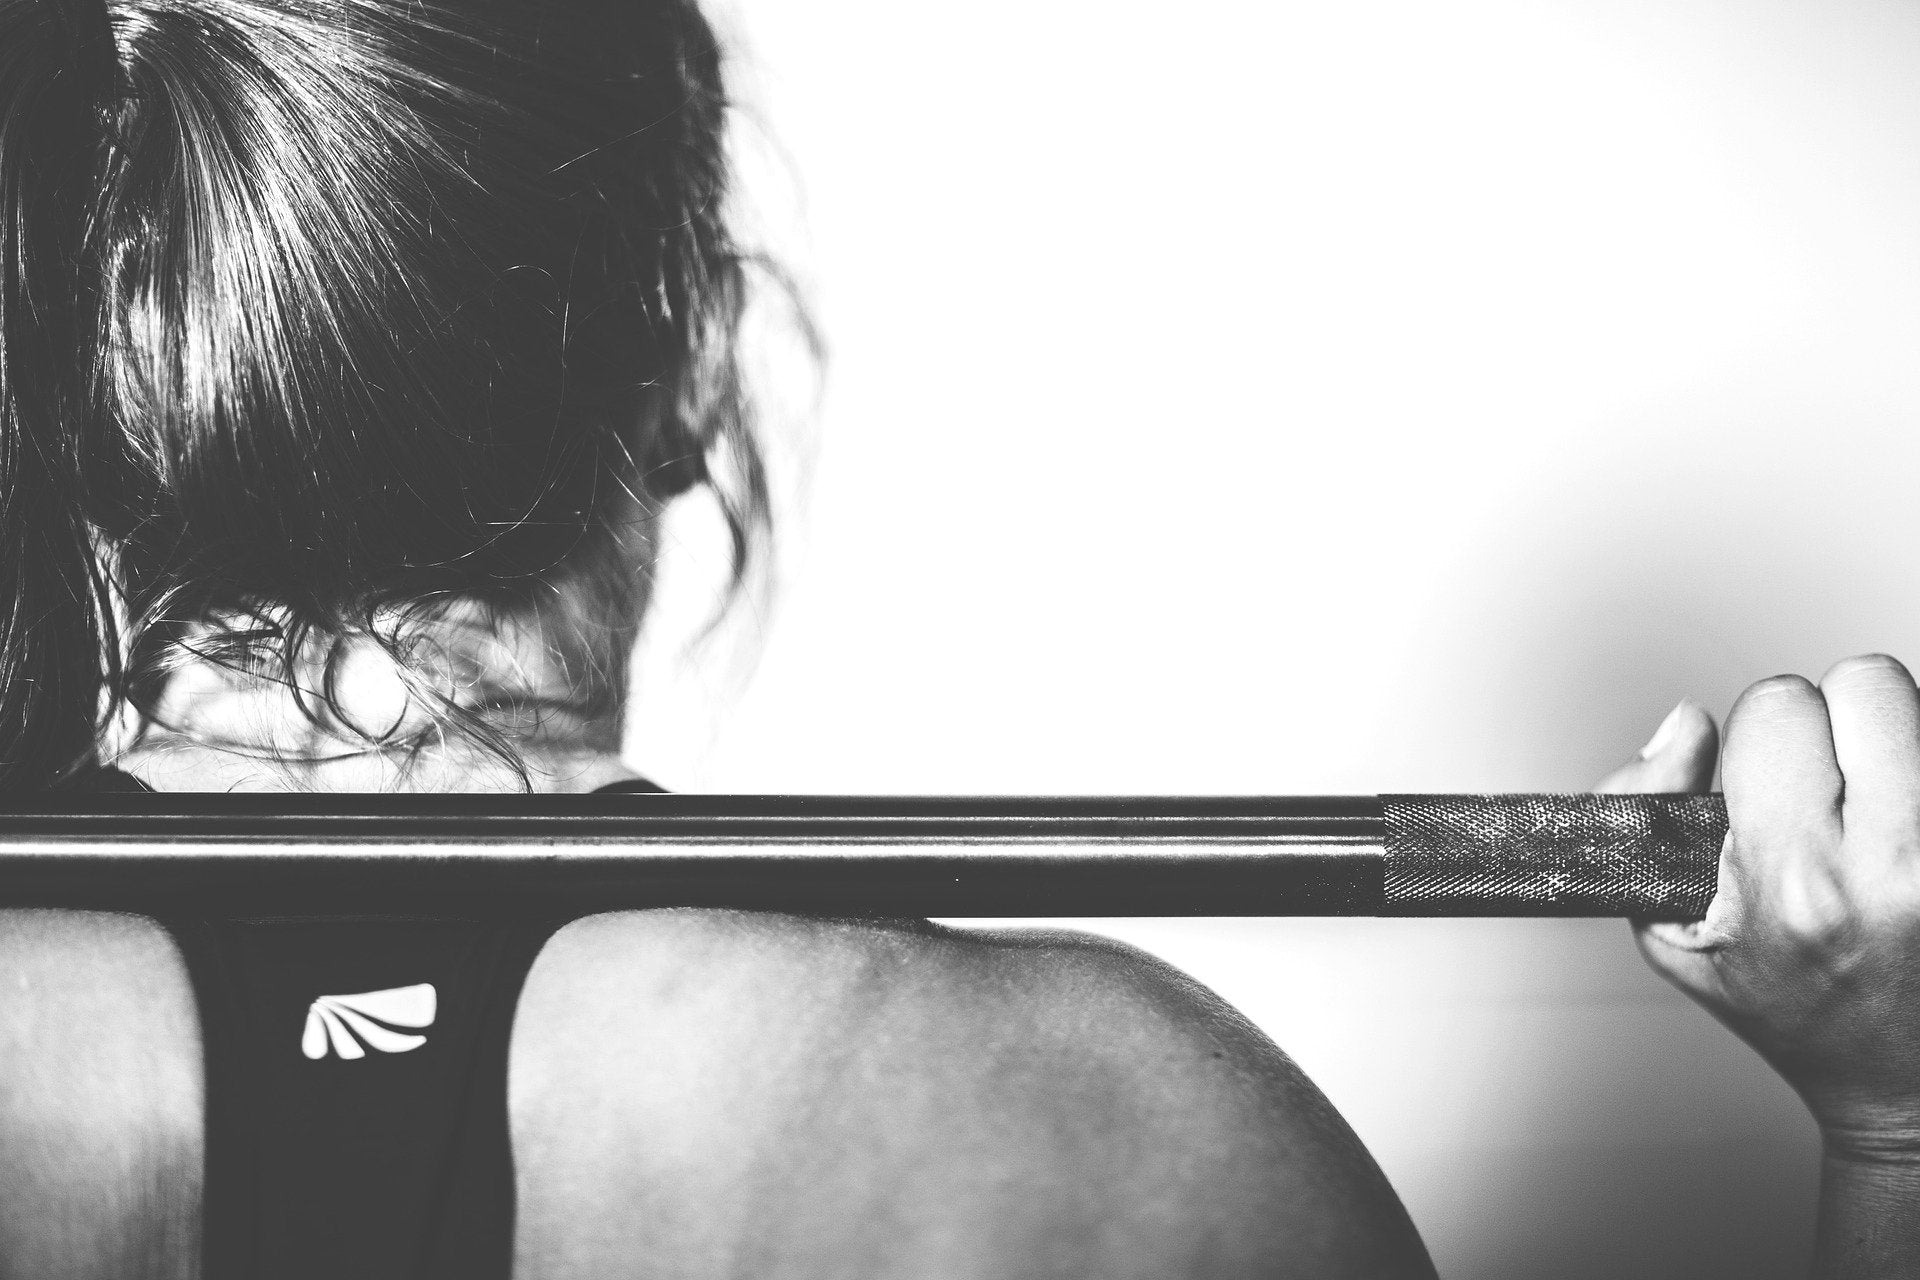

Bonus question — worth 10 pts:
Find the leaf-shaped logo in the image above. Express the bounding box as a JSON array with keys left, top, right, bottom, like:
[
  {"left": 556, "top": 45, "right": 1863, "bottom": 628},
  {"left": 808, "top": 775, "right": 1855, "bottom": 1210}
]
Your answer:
[{"left": 302, "top": 983, "right": 436, "bottom": 1060}]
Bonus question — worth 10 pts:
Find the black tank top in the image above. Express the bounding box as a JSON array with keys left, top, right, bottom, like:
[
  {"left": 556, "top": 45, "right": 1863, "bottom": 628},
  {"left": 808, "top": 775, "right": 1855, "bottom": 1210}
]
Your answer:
[{"left": 76, "top": 769, "right": 667, "bottom": 1280}]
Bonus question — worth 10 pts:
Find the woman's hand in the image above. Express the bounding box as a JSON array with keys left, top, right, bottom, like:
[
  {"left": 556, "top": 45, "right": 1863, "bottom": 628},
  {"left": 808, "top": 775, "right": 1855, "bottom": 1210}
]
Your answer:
[
  {"left": 1610, "top": 658, "right": 1920, "bottom": 1147},
  {"left": 1598, "top": 657, "right": 1920, "bottom": 1277}
]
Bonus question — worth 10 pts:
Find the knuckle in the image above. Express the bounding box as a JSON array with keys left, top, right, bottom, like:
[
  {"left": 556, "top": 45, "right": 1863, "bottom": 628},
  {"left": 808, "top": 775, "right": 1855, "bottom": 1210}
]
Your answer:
[
  {"left": 1770, "top": 869, "right": 1856, "bottom": 952},
  {"left": 1820, "top": 652, "right": 1916, "bottom": 694},
  {"left": 1745, "top": 673, "right": 1817, "bottom": 700},
  {"left": 1729, "top": 674, "right": 1823, "bottom": 730}
]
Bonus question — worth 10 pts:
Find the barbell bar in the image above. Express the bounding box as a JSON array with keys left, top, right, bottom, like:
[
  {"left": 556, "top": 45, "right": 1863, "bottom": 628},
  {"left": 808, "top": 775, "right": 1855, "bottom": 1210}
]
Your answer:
[{"left": 0, "top": 791, "right": 1725, "bottom": 917}]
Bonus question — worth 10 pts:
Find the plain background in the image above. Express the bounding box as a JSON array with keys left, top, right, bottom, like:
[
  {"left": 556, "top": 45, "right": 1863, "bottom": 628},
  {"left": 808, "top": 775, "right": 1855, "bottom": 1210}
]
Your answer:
[{"left": 626, "top": 1, "right": 1920, "bottom": 1275}]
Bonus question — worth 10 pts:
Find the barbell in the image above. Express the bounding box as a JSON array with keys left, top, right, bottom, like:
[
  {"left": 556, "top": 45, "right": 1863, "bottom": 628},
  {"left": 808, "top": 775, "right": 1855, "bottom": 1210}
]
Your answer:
[{"left": 0, "top": 791, "right": 1724, "bottom": 917}]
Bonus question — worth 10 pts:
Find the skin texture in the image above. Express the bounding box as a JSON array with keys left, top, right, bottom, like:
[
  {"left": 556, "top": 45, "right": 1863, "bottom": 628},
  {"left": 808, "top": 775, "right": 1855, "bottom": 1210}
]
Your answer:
[
  {"left": 0, "top": 910, "right": 202, "bottom": 1280},
  {"left": 509, "top": 910, "right": 1435, "bottom": 1280}
]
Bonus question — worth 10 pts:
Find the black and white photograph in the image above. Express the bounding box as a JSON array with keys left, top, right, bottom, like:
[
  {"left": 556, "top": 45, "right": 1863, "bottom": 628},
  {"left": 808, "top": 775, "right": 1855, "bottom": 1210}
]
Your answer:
[{"left": 1, "top": 0, "right": 1918, "bottom": 1276}]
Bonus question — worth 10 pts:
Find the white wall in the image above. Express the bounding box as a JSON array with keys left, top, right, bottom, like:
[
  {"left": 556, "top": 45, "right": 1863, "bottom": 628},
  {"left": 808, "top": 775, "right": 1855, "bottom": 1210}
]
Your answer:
[{"left": 629, "top": 2, "right": 1920, "bottom": 1275}]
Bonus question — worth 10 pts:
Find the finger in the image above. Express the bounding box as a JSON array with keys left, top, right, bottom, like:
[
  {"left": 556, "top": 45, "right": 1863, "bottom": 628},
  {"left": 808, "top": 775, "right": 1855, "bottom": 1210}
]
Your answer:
[
  {"left": 1634, "top": 816, "right": 1743, "bottom": 998},
  {"left": 1721, "top": 674, "right": 1844, "bottom": 935},
  {"left": 1612, "top": 702, "right": 1728, "bottom": 986},
  {"left": 1818, "top": 654, "right": 1920, "bottom": 852},
  {"left": 1594, "top": 700, "right": 1718, "bottom": 795},
  {"left": 1634, "top": 832, "right": 1741, "bottom": 959},
  {"left": 1721, "top": 674, "right": 1842, "bottom": 852}
]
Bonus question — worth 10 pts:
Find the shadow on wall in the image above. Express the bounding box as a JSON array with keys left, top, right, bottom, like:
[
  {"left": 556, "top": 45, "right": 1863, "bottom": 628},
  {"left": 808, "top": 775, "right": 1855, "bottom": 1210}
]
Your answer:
[{"left": 1388, "top": 389, "right": 1920, "bottom": 796}]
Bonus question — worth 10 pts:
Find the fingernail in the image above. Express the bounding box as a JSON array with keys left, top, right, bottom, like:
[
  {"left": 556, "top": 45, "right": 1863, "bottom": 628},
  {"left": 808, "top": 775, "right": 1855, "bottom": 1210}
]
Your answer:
[{"left": 1637, "top": 701, "right": 1689, "bottom": 760}]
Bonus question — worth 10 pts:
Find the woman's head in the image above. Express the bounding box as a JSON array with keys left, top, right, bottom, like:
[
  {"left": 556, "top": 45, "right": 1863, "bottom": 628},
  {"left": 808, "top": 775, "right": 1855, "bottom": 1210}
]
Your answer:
[{"left": 0, "top": 0, "right": 768, "bottom": 787}]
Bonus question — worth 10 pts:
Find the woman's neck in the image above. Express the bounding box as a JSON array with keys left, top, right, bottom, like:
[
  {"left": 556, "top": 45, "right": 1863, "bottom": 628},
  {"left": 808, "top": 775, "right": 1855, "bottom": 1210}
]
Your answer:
[{"left": 106, "top": 601, "right": 644, "bottom": 794}]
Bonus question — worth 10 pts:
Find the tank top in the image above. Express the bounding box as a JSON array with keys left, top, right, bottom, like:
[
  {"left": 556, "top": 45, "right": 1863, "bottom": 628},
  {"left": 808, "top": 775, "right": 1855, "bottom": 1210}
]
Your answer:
[{"left": 74, "top": 768, "right": 667, "bottom": 1280}]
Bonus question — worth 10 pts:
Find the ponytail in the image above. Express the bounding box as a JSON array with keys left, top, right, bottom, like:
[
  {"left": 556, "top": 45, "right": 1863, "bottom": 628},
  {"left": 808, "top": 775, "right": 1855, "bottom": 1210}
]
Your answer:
[
  {"left": 0, "top": 0, "right": 120, "bottom": 789},
  {"left": 0, "top": 0, "right": 778, "bottom": 785}
]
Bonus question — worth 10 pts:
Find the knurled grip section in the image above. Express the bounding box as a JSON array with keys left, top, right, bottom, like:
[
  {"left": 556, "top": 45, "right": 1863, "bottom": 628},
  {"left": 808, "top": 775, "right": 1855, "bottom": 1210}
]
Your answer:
[{"left": 1381, "top": 794, "right": 1726, "bottom": 917}]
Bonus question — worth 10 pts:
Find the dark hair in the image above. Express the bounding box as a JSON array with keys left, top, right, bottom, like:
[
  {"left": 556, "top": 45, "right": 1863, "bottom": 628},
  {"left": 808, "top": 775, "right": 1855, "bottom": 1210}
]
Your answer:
[{"left": 0, "top": 0, "right": 769, "bottom": 787}]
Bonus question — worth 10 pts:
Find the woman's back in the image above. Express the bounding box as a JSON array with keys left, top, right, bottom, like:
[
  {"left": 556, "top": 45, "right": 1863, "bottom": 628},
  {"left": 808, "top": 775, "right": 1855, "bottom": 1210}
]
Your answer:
[{"left": 0, "top": 906, "right": 1435, "bottom": 1279}]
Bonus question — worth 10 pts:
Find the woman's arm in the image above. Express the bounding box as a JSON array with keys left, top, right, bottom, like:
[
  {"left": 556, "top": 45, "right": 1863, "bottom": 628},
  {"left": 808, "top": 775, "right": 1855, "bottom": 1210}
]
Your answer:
[{"left": 1815, "top": 1152, "right": 1920, "bottom": 1276}]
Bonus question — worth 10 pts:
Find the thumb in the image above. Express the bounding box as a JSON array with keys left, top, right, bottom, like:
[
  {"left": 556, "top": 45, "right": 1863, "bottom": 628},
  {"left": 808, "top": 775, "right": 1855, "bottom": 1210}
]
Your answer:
[
  {"left": 1598, "top": 700, "right": 1733, "bottom": 961},
  {"left": 1593, "top": 699, "right": 1719, "bottom": 795}
]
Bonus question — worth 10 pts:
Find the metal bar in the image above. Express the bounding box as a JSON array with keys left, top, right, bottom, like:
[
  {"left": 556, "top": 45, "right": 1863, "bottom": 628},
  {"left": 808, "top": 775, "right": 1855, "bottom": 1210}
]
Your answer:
[{"left": 0, "top": 792, "right": 1726, "bottom": 918}]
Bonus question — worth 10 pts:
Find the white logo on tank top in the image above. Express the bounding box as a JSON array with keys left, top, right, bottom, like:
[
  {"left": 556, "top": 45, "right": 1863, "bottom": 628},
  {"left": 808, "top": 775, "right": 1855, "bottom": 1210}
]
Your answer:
[{"left": 301, "top": 983, "right": 437, "bottom": 1060}]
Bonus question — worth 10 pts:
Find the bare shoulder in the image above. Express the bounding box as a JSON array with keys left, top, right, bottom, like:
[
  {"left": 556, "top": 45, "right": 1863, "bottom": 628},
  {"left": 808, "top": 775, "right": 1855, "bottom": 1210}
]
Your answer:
[
  {"left": 0, "top": 910, "right": 201, "bottom": 1279},
  {"left": 511, "top": 909, "right": 1433, "bottom": 1280},
  {"left": 0, "top": 908, "right": 202, "bottom": 1140}
]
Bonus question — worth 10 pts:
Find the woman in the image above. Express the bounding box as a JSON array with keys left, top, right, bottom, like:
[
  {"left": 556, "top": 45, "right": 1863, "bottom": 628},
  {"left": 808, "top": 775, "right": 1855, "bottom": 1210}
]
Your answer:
[{"left": 0, "top": 0, "right": 1914, "bottom": 1276}]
